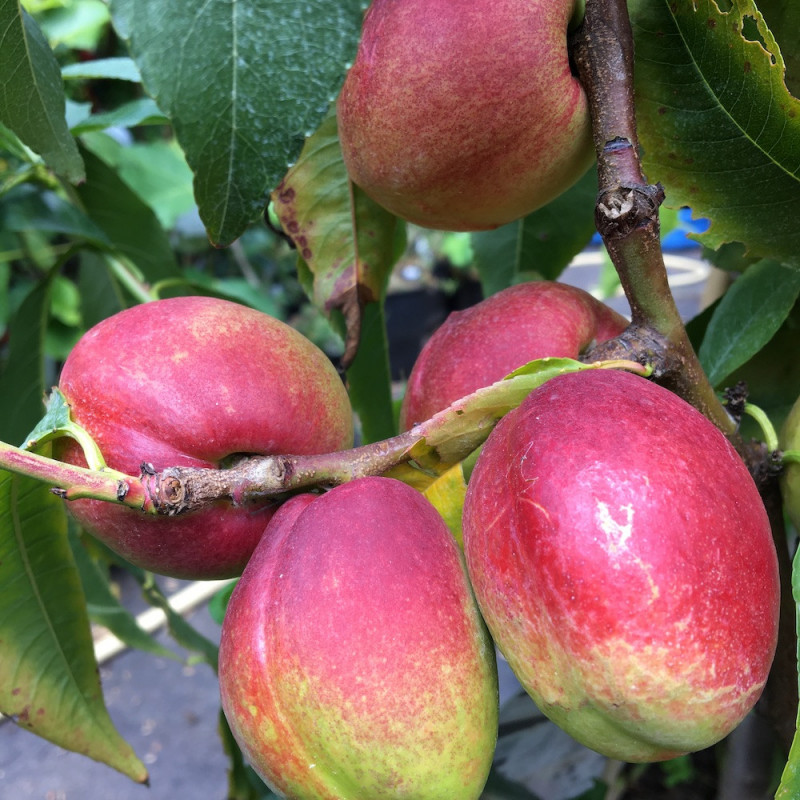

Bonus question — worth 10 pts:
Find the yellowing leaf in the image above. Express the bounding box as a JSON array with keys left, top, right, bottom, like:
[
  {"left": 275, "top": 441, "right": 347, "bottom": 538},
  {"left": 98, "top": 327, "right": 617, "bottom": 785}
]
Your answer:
[{"left": 423, "top": 464, "right": 468, "bottom": 549}]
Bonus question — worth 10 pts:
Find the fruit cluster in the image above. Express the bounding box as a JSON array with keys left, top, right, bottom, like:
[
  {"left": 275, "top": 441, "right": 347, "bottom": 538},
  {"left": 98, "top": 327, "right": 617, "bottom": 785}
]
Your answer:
[{"left": 57, "top": 283, "right": 779, "bottom": 799}]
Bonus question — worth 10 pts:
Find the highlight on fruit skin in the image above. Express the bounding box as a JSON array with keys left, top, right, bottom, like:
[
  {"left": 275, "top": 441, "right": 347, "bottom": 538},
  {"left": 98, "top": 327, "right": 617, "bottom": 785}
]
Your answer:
[
  {"left": 56, "top": 295, "right": 354, "bottom": 580},
  {"left": 399, "top": 281, "right": 627, "bottom": 430},
  {"left": 463, "top": 368, "right": 780, "bottom": 763},
  {"left": 219, "top": 477, "right": 499, "bottom": 800},
  {"left": 337, "top": 0, "right": 593, "bottom": 231}
]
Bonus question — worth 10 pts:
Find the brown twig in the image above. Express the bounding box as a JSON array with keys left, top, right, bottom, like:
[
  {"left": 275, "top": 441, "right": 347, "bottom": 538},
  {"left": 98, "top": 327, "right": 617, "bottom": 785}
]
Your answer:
[
  {"left": 574, "top": 0, "right": 797, "bottom": 758},
  {"left": 571, "top": 0, "right": 736, "bottom": 437}
]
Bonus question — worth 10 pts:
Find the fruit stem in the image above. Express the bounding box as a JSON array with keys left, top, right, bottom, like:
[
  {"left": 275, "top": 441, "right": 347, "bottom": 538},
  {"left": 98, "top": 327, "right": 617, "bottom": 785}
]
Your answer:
[
  {"left": 743, "top": 402, "right": 780, "bottom": 454},
  {"left": 571, "top": 0, "right": 737, "bottom": 440},
  {"left": 105, "top": 255, "right": 159, "bottom": 304}
]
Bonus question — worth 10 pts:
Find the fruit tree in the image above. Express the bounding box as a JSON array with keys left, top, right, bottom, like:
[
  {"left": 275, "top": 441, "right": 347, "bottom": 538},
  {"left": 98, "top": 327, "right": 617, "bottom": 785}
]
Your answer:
[{"left": 0, "top": 0, "right": 799, "bottom": 798}]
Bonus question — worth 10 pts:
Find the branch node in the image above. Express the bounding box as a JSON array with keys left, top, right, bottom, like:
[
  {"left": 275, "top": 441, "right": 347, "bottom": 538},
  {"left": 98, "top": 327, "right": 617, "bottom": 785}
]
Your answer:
[{"left": 595, "top": 183, "right": 665, "bottom": 239}]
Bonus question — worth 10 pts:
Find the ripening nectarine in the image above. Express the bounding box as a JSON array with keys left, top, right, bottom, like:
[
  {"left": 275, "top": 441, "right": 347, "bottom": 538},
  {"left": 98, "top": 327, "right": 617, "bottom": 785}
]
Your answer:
[
  {"left": 337, "top": 0, "right": 594, "bottom": 231},
  {"left": 57, "top": 296, "right": 353, "bottom": 579},
  {"left": 219, "top": 477, "right": 499, "bottom": 799},
  {"left": 464, "top": 369, "right": 779, "bottom": 762},
  {"left": 400, "top": 281, "right": 627, "bottom": 429}
]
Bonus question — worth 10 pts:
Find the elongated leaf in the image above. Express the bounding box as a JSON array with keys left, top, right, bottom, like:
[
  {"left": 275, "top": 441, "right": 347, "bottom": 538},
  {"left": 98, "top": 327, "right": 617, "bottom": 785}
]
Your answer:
[
  {"left": 79, "top": 535, "right": 221, "bottom": 668},
  {"left": 0, "top": 271, "right": 53, "bottom": 446},
  {"left": 0, "top": 0, "right": 84, "bottom": 182},
  {"left": 408, "top": 358, "right": 646, "bottom": 471},
  {"left": 70, "top": 98, "right": 167, "bottom": 134},
  {"left": 631, "top": 0, "right": 800, "bottom": 266},
  {"left": 81, "top": 133, "right": 195, "bottom": 230},
  {"left": 77, "top": 250, "right": 126, "bottom": 328},
  {"left": 61, "top": 56, "right": 141, "bottom": 82},
  {"left": 774, "top": 546, "right": 800, "bottom": 798},
  {"left": 110, "top": 0, "right": 365, "bottom": 246},
  {"left": 0, "top": 471, "right": 147, "bottom": 781},
  {"left": 67, "top": 526, "right": 177, "bottom": 660},
  {"left": 757, "top": 0, "right": 800, "bottom": 96},
  {"left": 698, "top": 260, "right": 800, "bottom": 387},
  {"left": 272, "top": 106, "right": 402, "bottom": 366},
  {"left": 0, "top": 118, "right": 30, "bottom": 160},
  {"left": 341, "top": 300, "right": 395, "bottom": 444},
  {"left": 472, "top": 167, "right": 598, "bottom": 297},
  {"left": 207, "top": 580, "right": 238, "bottom": 627},
  {"left": 422, "top": 463, "right": 468, "bottom": 548},
  {"left": 137, "top": 575, "right": 220, "bottom": 670},
  {"left": 75, "top": 145, "right": 180, "bottom": 282},
  {"left": 219, "top": 709, "right": 279, "bottom": 800},
  {"left": 3, "top": 185, "right": 110, "bottom": 246}
]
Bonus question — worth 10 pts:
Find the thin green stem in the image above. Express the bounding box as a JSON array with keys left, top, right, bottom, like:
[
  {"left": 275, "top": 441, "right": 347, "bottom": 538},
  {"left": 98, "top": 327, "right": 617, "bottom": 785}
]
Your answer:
[
  {"left": 782, "top": 451, "right": 800, "bottom": 465},
  {"left": 743, "top": 403, "right": 780, "bottom": 453},
  {"left": 104, "top": 255, "right": 158, "bottom": 304},
  {"left": 0, "top": 440, "right": 146, "bottom": 506}
]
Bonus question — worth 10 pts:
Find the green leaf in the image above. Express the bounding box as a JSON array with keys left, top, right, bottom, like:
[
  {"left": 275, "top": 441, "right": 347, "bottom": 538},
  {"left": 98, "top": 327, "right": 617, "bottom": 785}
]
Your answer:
[
  {"left": 774, "top": 545, "right": 800, "bottom": 798},
  {"left": 22, "top": 386, "right": 72, "bottom": 448},
  {"left": 341, "top": 300, "right": 395, "bottom": 444},
  {"left": 723, "top": 298, "right": 800, "bottom": 434},
  {"left": 80, "top": 133, "right": 195, "bottom": 230},
  {"left": 481, "top": 769, "right": 541, "bottom": 800},
  {"left": 219, "top": 709, "right": 278, "bottom": 799},
  {"left": 67, "top": 525, "right": 177, "bottom": 660},
  {"left": 110, "top": 0, "right": 366, "bottom": 246},
  {"left": 472, "top": 167, "right": 598, "bottom": 297},
  {"left": 2, "top": 185, "right": 110, "bottom": 246},
  {"left": 273, "top": 106, "right": 402, "bottom": 367},
  {"left": 207, "top": 580, "right": 238, "bottom": 627},
  {"left": 61, "top": 56, "right": 141, "bottom": 82},
  {"left": 0, "top": 470, "right": 147, "bottom": 781},
  {"left": 75, "top": 144, "right": 180, "bottom": 282},
  {"left": 410, "top": 358, "right": 641, "bottom": 470},
  {"left": 0, "top": 118, "right": 31, "bottom": 161},
  {"left": 76, "top": 535, "right": 221, "bottom": 669},
  {"left": 757, "top": 0, "right": 800, "bottom": 97},
  {"left": 70, "top": 98, "right": 168, "bottom": 135},
  {"left": 129, "top": 569, "right": 220, "bottom": 670},
  {"left": 698, "top": 260, "right": 800, "bottom": 388},
  {"left": 0, "top": 1, "right": 84, "bottom": 182},
  {"left": 422, "top": 463, "right": 468, "bottom": 548},
  {"left": 631, "top": 0, "right": 800, "bottom": 267},
  {"left": 77, "top": 251, "right": 126, "bottom": 328},
  {"left": 37, "top": 0, "right": 110, "bottom": 50},
  {"left": 0, "top": 271, "right": 53, "bottom": 445}
]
